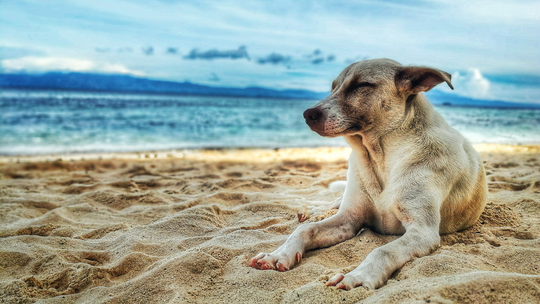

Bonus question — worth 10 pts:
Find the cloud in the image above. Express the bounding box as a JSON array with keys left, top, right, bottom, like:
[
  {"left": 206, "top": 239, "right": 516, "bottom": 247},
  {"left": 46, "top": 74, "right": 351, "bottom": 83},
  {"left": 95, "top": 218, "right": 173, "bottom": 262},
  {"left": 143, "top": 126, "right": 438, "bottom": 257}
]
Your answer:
[
  {"left": 166, "top": 47, "right": 178, "bottom": 54},
  {"left": 257, "top": 53, "right": 291, "bottom": 65},
  {"left": 184, "top": 46, "right": 249, "bottom": 60},
  {"left": 209, "top": 73, "right": 220, "bottom": 81},
  {"left": 451, "top": 68, "right": 490, "bottom": 99},
  {"left": 302, "top": 50, "right": 335, "bottom": 64},
  {"left": 1, "top": 56, "right": 145, "bottom": 76},
  {"left": 437, "top": 68, "right": 540, "bottom": 103},
  {"left": 117, "top": 47, "right": 133, "bottom": 53},
  {"left": 2, "top": 1, "right": 537, "bottom": 100},
  {"left": 95, "top": 47, "right": 133, "bottom": 53},
  {"left": 95, "top": 47, "right": 111, "bottom": 53},
  {"left": 142, "top": 46, "right": 154, "bottom": 56},
  {"left": 303, "top": 49, "right": 322, "bottom": 59},
  {"left": 0, "top": 46, "right": 44, "bottom": 60},
  {"left": 311, "top": 57, "right": 324, "bottom": 65}
]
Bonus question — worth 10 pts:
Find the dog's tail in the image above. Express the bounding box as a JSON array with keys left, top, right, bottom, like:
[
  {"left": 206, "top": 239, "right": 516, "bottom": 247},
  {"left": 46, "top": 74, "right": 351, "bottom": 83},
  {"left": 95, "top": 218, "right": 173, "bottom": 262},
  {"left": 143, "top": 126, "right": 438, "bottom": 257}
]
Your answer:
[{"left": 329, "top": 180, "right": 347, "bottom": 192}]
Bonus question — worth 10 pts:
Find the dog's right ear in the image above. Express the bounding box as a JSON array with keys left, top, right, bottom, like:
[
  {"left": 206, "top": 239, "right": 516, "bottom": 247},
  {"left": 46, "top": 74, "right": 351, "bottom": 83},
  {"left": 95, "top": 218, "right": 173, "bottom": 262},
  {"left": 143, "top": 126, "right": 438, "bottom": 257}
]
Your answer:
[{"left": 395, "top": 66, "right": 453, "bottom": 95}]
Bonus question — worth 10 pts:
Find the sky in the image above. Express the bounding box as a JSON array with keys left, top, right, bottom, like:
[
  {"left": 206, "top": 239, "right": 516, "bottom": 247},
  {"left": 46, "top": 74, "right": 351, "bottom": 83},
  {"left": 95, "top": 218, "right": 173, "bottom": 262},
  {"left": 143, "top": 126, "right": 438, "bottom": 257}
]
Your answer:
[{"left": 1, "top": 0, "right": 539, "bottom": 104}]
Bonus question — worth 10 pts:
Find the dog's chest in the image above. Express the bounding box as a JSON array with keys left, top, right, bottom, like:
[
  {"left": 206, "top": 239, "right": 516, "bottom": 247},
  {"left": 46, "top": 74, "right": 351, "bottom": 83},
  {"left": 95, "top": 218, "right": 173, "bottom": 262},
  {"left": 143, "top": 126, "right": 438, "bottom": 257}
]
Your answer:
[
  {"left": 351, "top": 148, "right": 410, "bottom": 234},
  {"left": 353, "top": 147, "right": 387, "bottom": 199}
]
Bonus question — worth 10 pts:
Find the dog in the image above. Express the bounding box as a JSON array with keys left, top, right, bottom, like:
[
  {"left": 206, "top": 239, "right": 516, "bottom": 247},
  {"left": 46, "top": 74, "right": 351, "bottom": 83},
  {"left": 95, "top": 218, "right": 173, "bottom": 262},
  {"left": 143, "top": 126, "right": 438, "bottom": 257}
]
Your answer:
[{"left": 249, "top": 58, "right": 487, "bottom": 290}]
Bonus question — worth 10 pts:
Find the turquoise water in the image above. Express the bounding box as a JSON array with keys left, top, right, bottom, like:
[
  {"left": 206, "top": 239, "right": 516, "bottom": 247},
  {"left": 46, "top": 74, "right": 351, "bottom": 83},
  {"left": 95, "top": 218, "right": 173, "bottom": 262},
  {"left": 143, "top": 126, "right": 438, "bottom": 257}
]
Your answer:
[{"left": 1, "top": 89, "right": 540, "bottom": 155}]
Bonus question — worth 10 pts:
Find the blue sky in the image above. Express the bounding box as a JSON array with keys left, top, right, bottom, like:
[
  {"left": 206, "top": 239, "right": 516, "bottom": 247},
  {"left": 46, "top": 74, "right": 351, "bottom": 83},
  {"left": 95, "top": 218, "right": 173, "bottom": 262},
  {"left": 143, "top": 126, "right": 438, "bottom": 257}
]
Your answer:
[{"left": 1, "top": 0, "right": 539, "bottom": 104}]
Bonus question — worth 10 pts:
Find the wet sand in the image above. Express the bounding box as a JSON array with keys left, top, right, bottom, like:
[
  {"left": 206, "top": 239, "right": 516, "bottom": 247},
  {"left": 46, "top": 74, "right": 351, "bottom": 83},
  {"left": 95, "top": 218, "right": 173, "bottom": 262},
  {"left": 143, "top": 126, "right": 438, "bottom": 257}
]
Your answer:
[{"left": 1, "top": 145, "right": 539, "bottom": 303}]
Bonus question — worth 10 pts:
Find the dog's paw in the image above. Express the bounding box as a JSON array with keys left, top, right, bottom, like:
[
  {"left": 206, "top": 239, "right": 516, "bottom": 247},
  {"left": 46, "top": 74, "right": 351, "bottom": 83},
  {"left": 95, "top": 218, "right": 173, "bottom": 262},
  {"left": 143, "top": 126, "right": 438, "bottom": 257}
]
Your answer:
[
  {"left": 326, "top": 272, "right": 377, "bottom": 290},
  {"left": 297, "top": 209, "right": 311, "bottom": 222},
  {"left": 297, "top": 207, "right": 310, "bottom": 222},
  {"left": 249, "top": 251, "right": 302, "bottom": 272}
]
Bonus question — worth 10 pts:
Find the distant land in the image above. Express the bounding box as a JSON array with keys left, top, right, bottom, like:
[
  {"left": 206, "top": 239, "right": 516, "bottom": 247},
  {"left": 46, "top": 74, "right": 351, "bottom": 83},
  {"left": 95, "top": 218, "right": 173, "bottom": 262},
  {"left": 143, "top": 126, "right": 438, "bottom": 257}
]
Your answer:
[
  {"left": 1, "top": 72, "right": 539, "bottom": 109},
  {"left": 0, "top": 72, "right": 327, "bottom": 100}
]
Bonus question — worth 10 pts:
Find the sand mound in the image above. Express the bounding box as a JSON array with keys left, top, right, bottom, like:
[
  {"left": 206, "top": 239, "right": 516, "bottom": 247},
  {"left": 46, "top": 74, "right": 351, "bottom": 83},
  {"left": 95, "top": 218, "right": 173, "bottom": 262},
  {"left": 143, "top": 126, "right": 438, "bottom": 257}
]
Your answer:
[{"left": 0, "top": 147, "right": 539, "bottom": 303}]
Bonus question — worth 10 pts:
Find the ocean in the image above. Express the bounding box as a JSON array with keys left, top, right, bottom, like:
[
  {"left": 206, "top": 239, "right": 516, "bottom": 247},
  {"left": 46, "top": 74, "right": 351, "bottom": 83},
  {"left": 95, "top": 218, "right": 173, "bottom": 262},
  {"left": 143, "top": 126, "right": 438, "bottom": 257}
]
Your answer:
[{"left": 1, "top": 89, "right": 540, "bottom": 155}]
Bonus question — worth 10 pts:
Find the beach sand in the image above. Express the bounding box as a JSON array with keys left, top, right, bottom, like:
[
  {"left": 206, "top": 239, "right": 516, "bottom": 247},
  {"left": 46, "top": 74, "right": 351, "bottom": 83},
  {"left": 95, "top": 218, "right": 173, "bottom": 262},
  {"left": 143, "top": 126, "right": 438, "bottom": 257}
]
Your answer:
[{"left": 1, "top": 145, "right": 539, "bottom": 303}]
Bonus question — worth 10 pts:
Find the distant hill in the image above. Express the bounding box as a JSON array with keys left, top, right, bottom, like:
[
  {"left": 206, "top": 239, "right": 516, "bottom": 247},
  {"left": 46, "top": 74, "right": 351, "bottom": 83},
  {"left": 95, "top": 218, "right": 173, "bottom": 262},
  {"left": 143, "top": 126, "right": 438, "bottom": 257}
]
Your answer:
[
  {"left": 0, "top": 72, "right": 328, "bottom": 100},
  {"left": 1, "top": 72, "right": 539, "bottom": 109},
  {"left": 425, "top": 90, "right": 540, "bottom": 109}
]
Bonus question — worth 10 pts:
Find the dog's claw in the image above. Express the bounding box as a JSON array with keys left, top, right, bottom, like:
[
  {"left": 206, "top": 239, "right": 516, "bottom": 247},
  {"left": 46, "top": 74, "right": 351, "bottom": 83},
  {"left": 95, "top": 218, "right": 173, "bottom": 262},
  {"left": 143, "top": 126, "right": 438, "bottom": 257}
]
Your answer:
[
  {"left": 276, "top": 263, "right": 288, "bottom": 272},
  {"left": 249, "top": 258, "right": 258, "bottom": 268},
  {"left": 337, "top": 283, "right": 348, "bottom": 290},
  {"left": 297, "top": 212, "right": 308, "bottom": 222},
  {"left": 326, "top": 273, "right": 345, "bottom": 286},
  {"left": 258, "top": 260, "right": 274, "bottom": 270}
]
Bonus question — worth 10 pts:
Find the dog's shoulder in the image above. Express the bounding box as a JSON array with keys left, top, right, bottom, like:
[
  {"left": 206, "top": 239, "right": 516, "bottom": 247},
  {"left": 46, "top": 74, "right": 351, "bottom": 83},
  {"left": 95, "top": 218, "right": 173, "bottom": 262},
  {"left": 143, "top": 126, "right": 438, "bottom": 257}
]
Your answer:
[{"left": 387, "top": 101, "right": 479, "bottom": 179}]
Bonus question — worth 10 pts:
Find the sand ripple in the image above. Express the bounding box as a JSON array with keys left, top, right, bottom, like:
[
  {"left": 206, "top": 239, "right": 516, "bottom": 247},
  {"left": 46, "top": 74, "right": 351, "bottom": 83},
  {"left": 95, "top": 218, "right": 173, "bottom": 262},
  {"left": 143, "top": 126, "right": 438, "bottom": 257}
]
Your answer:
[{"left": 0, "top": 147, "right": 539, "bottom": 303}]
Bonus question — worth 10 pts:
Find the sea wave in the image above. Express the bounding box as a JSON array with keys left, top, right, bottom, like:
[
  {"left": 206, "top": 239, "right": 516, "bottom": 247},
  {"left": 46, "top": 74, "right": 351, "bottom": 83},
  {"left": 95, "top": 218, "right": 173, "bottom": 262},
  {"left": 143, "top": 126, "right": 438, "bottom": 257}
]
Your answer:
[{"left": 1, "top": 90, "right": 539, "bottom": 155}]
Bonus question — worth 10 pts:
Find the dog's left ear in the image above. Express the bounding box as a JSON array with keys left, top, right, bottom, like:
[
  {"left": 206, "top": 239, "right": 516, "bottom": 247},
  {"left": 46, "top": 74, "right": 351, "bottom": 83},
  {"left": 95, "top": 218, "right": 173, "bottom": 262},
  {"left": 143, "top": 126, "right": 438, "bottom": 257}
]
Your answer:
[{"left": 395, "top": 66, "right": 454, "bottom": 94}]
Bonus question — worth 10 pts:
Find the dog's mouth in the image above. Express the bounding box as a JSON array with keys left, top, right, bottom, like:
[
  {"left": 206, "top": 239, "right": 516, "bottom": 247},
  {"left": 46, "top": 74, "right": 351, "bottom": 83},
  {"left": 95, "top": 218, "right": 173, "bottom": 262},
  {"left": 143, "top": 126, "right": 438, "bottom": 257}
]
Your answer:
[
  {"left": 345, "top": 125, "right": 362, "bottom": 133},
  {"left": 304, "top": 106, "right": 363, "bottom": 137},
  {"left": 313, "top": 124, "right": 362, "bottom": 138}
]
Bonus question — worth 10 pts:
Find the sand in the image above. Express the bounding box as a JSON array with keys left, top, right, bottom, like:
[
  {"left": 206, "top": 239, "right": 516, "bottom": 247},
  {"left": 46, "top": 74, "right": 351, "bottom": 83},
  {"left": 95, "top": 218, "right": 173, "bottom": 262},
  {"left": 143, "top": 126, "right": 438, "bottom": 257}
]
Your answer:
[{"left": 0, "top": 145, "right": 539, "bottom": 303}]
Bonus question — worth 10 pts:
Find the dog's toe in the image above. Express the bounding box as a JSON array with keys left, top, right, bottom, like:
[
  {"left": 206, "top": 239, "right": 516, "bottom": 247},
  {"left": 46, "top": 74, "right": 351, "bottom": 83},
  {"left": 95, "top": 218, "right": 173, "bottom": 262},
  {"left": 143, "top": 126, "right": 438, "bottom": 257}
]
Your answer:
[
  {"left": 249, "top": 258, "right": 258, "bottom": 268},
  {"left": 249, "top": 251, "right": 299, "bottom": 272},
  {"left": 249, "top": 253, "right": 278, "bottom": 270},
  {"left": 297, "top": 211, "right": 309, "bottom": 222},
  {"left": 326, "top": 273, "right": 345, "bottom": 286},
  {"left": 326, "top": 272, "right": 373, "bottom": 290},
  {"left": 276, "top": 262, "right": 289, "bottom": 272},
  {"left": 258, "top": 260, "right": 275, "bottom": 270},
  {"left": 336, "top": 283, "right": 350, "bottom": 290}
]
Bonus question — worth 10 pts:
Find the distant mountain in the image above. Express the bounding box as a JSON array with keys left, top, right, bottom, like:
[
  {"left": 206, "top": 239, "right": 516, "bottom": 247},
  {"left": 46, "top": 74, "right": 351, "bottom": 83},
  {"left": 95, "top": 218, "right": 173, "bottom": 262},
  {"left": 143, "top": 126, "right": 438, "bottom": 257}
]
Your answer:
[
  {"left": 1, "top": 72, "right": 539, "bottom": 109},
  {"left": 0, "top": 72, "right": 328, "bottom": 100},
  {"left": 425, "top": 90, "right": 540, "bottom": 109}
]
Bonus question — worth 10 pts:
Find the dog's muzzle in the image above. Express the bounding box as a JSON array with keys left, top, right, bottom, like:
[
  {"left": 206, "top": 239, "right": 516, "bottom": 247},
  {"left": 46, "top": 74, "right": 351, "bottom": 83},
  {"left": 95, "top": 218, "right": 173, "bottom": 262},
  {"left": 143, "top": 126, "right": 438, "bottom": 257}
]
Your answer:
[{"left": 303, "top": 107, "right": 325, "bottom": 132}]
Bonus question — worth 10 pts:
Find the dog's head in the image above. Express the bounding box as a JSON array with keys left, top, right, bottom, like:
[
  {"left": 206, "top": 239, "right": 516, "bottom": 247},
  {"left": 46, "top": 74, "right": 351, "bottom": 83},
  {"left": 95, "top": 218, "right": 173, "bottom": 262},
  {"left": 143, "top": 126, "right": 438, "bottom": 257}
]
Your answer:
[{"left": 303, "top": 58, "right": 453, "bottom": 137}]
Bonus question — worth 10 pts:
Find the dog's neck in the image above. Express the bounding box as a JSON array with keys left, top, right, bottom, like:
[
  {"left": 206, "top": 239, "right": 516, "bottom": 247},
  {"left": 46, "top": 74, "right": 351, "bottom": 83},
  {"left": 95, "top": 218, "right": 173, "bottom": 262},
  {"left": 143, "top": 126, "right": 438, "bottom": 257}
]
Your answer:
[
  {"left": 399, "top": 93, "right": 437, "bottom": 134},
  {"left": 344, "top": 93, "right": 437, "bottom": 192},
  {"left": 344, "top": 134, "right": 385, "bottom": 198}
]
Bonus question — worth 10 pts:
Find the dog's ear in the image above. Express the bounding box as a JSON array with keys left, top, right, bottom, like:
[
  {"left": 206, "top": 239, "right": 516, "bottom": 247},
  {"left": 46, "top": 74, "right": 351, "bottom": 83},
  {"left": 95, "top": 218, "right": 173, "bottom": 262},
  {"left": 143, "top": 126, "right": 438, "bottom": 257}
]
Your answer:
[{"left": 395, "top": 66, "right": 453, "bottom": 94}]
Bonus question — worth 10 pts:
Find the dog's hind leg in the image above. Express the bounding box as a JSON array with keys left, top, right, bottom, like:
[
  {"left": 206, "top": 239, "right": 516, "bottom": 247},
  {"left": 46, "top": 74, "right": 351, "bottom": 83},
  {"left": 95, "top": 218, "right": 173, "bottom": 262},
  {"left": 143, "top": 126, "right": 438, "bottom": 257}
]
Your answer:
[{"left": 251, "top": 206, "right": 363, "bottom": 272}]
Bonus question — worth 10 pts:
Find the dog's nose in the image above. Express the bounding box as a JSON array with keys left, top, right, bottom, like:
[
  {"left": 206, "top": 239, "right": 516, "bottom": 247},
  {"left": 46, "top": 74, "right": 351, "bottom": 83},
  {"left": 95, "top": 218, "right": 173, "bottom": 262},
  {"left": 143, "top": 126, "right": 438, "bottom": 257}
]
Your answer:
[{"left": 303, "top": 107, "right": 323, "bottom": 122}]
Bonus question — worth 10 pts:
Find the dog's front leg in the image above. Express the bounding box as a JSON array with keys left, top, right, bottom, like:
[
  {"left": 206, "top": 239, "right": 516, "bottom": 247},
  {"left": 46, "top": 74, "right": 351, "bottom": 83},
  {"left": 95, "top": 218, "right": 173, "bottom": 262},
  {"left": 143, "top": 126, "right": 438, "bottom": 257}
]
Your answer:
[
  {"left": 326, "top": 198, "right": 441, "bottom": 289},
  {"left": 252, "top": 158, "right": 367, "bottom": 272},
  {"left": 250, "top": 206, "right": 363, "bottom": 272}
]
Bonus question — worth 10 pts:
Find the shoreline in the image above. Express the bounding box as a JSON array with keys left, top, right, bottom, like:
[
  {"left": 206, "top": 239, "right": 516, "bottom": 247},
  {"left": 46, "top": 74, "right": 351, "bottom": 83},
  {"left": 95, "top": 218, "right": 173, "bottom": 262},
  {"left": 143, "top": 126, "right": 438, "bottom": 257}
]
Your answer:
[{"left": 1, "top": 143, "right": 539, "bottom": 164}]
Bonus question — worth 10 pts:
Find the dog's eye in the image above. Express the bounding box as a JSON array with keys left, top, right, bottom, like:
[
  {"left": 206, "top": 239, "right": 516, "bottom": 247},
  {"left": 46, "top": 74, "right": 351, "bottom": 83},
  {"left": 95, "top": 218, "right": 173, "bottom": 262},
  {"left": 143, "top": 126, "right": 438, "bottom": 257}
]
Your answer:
[{"left": 350, "top": 82, "right": 374, "bottom": 92}]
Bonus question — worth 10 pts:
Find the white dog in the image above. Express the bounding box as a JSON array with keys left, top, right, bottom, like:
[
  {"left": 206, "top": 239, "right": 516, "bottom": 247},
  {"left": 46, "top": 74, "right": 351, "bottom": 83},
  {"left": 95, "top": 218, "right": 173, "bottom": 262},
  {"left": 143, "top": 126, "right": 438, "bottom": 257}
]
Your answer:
[{"left": 250, "top": 58, "right": 487, "bottom": 290}]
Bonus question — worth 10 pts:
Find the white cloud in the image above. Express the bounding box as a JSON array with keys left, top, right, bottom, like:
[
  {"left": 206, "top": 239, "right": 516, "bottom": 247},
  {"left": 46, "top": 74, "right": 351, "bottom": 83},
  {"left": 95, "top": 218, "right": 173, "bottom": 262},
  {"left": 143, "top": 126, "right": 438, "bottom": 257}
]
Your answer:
[
  {"left": 451, "top": 68, "right": 490, "bottom": 99},
  {"left": 1, "top": 56, "right": 145, "bottom": 76},
  {"left": 1, "top": 1, "right": 539, "bottom": 104},
  {"left": 435, "top": 68, "right": 540, "bottom": 104}
]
